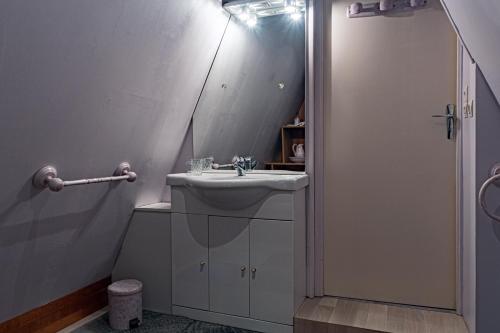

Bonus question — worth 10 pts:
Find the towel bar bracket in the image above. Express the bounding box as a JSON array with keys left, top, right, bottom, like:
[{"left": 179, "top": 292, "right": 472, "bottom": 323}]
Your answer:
[{"left": 33, "top": 162, "right": 137, "bottom": 192}]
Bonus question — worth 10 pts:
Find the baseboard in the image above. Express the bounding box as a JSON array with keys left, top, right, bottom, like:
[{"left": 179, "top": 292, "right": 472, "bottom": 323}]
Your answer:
[
  {"left": 56, "top": 307, "right": 108, "bottom": 333},
  {"left": 0, "top": 277, "right": 111, "bottom": 333},
  {"left": 172, "top": 305, "right": 293, "bottom": 333}
]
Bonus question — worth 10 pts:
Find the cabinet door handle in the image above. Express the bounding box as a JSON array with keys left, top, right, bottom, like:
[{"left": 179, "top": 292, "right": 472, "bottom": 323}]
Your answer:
[
  {"left": 251, "top": 268, "right": 257, "bottom": 273},
  {"left": 199, "top": 261, "right": 206, "bottom": 272},
  {"left": 241, "top": 266, "right": 246, "bottom": 272}
]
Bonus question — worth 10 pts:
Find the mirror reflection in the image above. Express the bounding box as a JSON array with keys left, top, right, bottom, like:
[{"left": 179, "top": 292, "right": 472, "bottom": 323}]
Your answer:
[{"left": 192, "top": 11, "right": 305, "bottom": 171}]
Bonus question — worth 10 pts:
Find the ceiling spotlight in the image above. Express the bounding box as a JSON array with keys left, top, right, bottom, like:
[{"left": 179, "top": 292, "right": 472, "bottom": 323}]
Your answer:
[
  {"left": 222, "top": 0, "right": 306, "bottom": 20},
  {"left": 290, "top": 12, "right": 302, "bottom": 20},
  {"left": 246, "top": 14, "right": 258, "bottom": 27},
  {"left": 238, "top": 9, "right": 250, "bottom": 22},
  {"left": 284, "top": 0, "right": 297, "bottom": 13}
]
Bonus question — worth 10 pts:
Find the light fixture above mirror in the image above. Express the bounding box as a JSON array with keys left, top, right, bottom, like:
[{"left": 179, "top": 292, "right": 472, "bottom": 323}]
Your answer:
[{"left": 222, "top": 0, "right": 306, "bottom": 27}]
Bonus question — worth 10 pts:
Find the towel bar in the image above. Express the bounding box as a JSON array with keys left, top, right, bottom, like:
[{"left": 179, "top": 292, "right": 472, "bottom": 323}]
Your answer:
[
  {"left": 33, "top": 162, "right": 137, "bottom": 192},
  {"left": 479, "top": 163, "right": 500, "bottom": 222}
]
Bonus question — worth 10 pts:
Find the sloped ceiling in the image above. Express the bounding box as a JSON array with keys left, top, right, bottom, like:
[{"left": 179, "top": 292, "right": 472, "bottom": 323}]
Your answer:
[
  {"left": 0, "top": 0, "right": 228, "bottom": 322},
  {"left": 441, "top": 0, "right": 500, "bottom": 102}
]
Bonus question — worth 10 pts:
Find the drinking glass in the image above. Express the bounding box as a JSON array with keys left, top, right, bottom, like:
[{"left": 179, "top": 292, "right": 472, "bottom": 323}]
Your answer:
[
  {"left": 202, "top": 157, "right": 214, "bottom": 171},
  {"left": 187, "top": 159, "right": 203, "bottom": 176}
]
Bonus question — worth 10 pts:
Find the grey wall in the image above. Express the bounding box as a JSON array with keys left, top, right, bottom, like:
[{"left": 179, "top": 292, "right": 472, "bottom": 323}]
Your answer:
[
  {"left": 474, "top": 68, "right": 500, "bottom": 333},
  {"left": 112, "top": 211, "right": 171, "bottom": 314},
  {"left": 441, "top": 0, "right": 500, "bottom": 103},
  {"left": 460, "top": 51, "right": 500, "bottom": 333},
  {"left": 193, "top": 15, "right": 305, "bottom": 167},
  {"left": 0, "top": 0, "right": 228, "bottom": 322}
]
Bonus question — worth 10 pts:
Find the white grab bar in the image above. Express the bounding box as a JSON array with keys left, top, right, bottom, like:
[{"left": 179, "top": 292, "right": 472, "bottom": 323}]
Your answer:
[
  {"left": 479, "top": 163, "right": 500, "bottom": 222},
  {"left": 32, "top": 162, "right": 137, "bottom": 192}
]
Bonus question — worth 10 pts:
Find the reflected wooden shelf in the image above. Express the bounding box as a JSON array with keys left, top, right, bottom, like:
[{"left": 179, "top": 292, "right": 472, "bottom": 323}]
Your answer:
[
  {"left": 265, "top": 124, "right": 305, "bottom": 171},
  {"left": 265, "top": 162, "right": 305, "bottom": 171},
  {"left": 281, "top": 126, "right": 305, "bottom": 162}
]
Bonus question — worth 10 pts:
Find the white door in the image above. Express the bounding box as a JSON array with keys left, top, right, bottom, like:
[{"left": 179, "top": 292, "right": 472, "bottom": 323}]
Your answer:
[
  {"left": 171, "top": 213, "right": 209, "bottom": 310},
  {"left": 324, "top": 1, "right": 457, "bottom": 308},
  {"left": 250, "top": 219, "right": 294, "bottom": 325},
  {"left": 209, "top": 216, "right": 250, "bottom": 317}
]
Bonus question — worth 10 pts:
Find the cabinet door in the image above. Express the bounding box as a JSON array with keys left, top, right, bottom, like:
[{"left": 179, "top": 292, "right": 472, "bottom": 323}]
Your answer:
[
  {"left": 172, "top": 213, "right": 209, "bottom": 310},
  {"left": 209, "top": 216, "right": 250, "bottom": 317},
  {"left": 250, "top": 219, "right": 294, "bottom": 325}
]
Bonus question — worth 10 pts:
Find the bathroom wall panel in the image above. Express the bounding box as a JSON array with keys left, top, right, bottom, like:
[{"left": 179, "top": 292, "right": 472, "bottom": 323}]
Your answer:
[{"left": 0, "top": 0, "right": 228, "bottom": 322}]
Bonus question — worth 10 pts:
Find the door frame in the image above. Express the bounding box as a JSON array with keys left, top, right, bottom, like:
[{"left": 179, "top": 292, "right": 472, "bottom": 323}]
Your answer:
[
  {"left": 304, "top": 0, "right": 329, "bottom": 297},
  {"left": 455, "top": 38, "right": 465, "bottom": 315},
  {"left": 305, "top": 0, "right": 464, "bottom": 310}
]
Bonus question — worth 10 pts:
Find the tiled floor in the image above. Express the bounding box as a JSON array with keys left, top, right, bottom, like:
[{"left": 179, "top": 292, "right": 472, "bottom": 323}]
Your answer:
[{"left": 72, "top": 310, "right": 258, "bottom": 333}]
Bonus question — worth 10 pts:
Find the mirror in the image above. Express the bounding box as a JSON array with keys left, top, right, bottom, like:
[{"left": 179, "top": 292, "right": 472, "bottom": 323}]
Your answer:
[{"left": 192, "top": 14, "right": 305, "bottom": 170}]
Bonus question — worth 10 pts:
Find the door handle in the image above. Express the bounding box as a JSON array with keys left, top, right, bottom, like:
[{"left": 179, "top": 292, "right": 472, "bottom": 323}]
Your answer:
[{"left": 432, "top": 104, "right": 456, "bottom": 140}]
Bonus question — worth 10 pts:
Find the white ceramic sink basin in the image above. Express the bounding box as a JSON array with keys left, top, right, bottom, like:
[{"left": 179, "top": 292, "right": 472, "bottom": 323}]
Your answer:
[{"left": 167, "top": 170, "right": 309, "bottom": 191}]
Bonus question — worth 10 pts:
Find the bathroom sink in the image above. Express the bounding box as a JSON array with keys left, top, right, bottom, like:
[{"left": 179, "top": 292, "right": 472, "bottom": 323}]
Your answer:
[
  {"left": 167, "top": 171, "right": 309, "bottom": 210},
  {"left": 167, "top": 170, "right": 309, "bottom": 191}
]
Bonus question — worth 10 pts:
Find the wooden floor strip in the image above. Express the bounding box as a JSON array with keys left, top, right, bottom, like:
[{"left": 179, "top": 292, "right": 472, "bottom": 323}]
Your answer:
[
  {"left": 295, "top": 297, "right": 469, "bottom": 333},
  {"left": 0, "top": 277, "right": 111, "bottom": 333}
]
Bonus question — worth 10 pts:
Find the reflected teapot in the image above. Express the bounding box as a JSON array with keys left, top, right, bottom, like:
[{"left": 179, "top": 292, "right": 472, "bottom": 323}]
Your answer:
[{"left": 292, "top": 144, "right": 305, "bottom": 158}]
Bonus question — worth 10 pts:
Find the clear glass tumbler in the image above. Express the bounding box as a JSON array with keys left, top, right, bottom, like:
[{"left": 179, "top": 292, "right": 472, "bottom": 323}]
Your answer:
[
  {"left": 202, "top": 157, "right": 214, "bottom": 171},
  {"left": 189, "top": 159, "right": 203, "bottom": 176}
]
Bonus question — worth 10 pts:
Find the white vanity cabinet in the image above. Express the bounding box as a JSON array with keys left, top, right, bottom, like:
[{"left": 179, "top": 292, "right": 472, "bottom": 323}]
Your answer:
[
  {"left": 209, "top": 216, "right": 250, "bottom": 317},
  {"left": 169, "top": 173, "right": 307, "bottom": 333},
  {"left": 250, "top": 219, "right": 294, "bottom": 325},
  {"left": 171, "top": 213, "right": 209, "bottom": 310}
]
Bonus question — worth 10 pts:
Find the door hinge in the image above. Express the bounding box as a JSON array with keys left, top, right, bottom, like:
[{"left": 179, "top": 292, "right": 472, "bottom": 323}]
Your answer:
[{"left": 464, "top": 86, "right": 474, "bottom": 118}]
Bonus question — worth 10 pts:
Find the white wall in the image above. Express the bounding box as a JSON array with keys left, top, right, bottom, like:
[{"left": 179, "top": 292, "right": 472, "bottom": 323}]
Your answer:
[{"left": 0, "top": 0, "right": 228, "bottom": 322}]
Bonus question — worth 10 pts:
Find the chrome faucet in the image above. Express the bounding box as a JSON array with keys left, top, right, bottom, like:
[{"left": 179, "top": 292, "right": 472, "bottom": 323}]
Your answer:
[
  {"left": 232, "top": 156, "right": 257, "bottom": 176},
  {"left": 212, "top": 156, "right": 257, "bottom": 176}
]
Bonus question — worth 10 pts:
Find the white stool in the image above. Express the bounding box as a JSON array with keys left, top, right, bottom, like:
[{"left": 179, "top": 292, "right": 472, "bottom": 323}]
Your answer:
[{"left": 108, "top": 279, "right": 143, "bottom": 330}]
